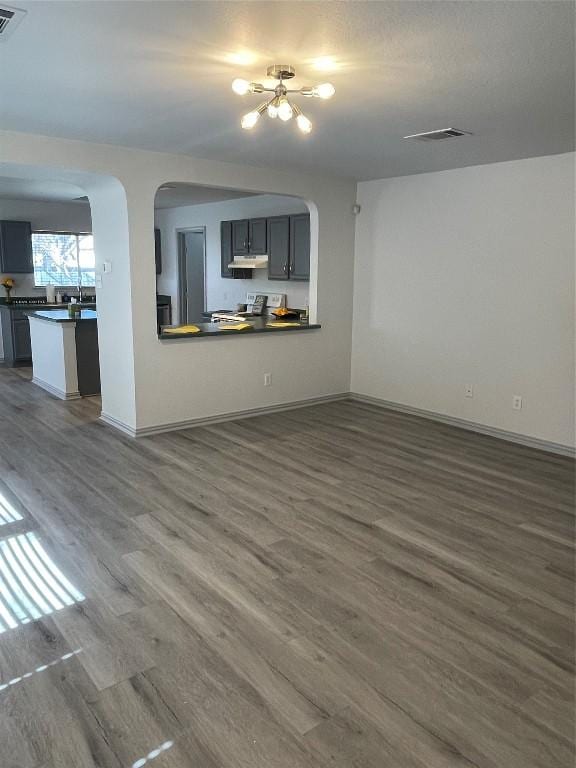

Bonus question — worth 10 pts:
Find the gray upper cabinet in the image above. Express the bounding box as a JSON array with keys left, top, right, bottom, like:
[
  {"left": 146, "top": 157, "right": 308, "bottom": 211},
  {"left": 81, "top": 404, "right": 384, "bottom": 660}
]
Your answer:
[
  {"left": 223, "top": 212, "right": 310, "bottom": 282},
  {"left": 221, "top": 220, "right": 234, "bottom": 277},
  {"left": 289, "top": 214, "right": 310, "bottom": 281},
  {"left": 267, "top": 216, "right": 290, "bottom": 280},
  {"left": 154, "top": 228, "right": 162, "bottom": 275},
  {"left": 248, "top": 218, "right": 267, "bottom": 255},
  {"left": 232, "top": 218, "right": 267, "bottom": 257},
  {"left": 232, "top": 219, "right": 249, "bottom": 256},
  {"left": 221, "top": 220, "right": 252, "bottom": 280},
  {"left": 268, "top": 213, "right": 310, "bottom": 281},
  {"left": 0, "top": 221, "right": 33, "bottom": 273}
]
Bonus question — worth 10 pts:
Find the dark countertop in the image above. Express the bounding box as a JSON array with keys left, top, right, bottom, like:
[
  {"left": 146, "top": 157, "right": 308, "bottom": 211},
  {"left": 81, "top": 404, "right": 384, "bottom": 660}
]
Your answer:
[
  {"left": 0, "top": 302, "right": 96, "bottom": 312},
  {"left": 28, "top": 309, "right": 98, "bottom": 323},
  {"left": 159, "top": 317, "right": 320, "bottom": 340}
]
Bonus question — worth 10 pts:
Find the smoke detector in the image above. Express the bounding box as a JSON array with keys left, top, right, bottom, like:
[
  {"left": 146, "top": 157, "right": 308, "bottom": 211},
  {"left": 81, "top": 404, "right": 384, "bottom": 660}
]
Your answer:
[
  {"left": 403, "top": 128, "right": 472, "bottom": 142},
  {"left": 0, "top": 5, "right": 26, "bottom": 40}
]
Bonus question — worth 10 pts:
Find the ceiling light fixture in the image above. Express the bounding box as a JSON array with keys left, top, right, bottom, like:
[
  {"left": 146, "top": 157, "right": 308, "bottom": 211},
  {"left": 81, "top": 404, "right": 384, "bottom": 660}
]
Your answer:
[{"left": 232, "top": 64, "right": 335, "bottom": 135}]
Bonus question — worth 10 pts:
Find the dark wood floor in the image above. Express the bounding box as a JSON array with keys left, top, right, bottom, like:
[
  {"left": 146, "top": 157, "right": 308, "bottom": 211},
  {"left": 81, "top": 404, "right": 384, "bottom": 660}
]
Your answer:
[{"left": 0, "top": 366, "right": 573, "bottom": 768}]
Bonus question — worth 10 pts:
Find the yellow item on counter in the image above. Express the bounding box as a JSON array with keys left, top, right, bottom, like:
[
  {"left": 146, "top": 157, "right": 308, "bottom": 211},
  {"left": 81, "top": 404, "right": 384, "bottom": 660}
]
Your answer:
[
  {"left": 163, "top": 325, "right": 201, "bottom": 334},
  {"left": 219, "top": 323, "right": 253, "bottom": 331},
  {"left": 266, "top": 322, "right": 302, "bottom": 328}
]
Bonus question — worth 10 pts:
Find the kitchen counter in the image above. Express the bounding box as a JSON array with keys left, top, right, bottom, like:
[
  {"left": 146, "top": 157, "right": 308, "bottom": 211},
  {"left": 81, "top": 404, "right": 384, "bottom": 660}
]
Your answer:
[
  {"left": 28, "top": 309, "right": 98, "bottom": 323},
  {"left": 159, "top": 317, "right": 320, "bottom": 340},
  {"left": 28, "top": 311, "right": 100, "bottom": 398},
  {"left": 0, "top": 302, "right": 96, "bottom": 311}
]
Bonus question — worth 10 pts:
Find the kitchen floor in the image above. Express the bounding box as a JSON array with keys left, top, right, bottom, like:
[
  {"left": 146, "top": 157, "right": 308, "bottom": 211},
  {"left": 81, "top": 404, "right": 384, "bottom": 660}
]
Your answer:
[{"left": 0, "top": 366, "right": 573, "bottom": 768}]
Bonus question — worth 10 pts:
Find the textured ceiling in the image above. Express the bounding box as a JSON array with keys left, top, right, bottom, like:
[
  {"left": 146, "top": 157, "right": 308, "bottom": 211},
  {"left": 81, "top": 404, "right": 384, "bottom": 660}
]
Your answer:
[
  {"left": 0, "top": 177, "right": 86, "bottom": 203},
  {"left": 0, "top": 176, "right": 258, "bottom": 208},
  {"left": 0, "top": 1, "right": 573, "bottom": 180}
]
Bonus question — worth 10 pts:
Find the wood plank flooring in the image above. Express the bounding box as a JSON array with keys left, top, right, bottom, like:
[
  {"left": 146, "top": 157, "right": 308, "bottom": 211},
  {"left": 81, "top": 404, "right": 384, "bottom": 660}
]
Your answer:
[{"left": 0, "top": 366, "right": 573, "bottom": 768}]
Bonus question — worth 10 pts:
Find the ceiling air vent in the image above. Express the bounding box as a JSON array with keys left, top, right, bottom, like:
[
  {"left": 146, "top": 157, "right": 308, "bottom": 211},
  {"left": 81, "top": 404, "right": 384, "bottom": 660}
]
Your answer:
[
  {"left": 0, "top": 5, "right": 26, "bottom": 40},
  {"left": 403, "top": 128, "right": 472, "bottom": 142}
]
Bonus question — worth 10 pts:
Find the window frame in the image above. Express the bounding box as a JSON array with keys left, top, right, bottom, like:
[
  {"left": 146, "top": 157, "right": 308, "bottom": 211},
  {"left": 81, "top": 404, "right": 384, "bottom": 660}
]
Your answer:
[{"left": 31, "top": 230, "right": 95, "bottom": 289}]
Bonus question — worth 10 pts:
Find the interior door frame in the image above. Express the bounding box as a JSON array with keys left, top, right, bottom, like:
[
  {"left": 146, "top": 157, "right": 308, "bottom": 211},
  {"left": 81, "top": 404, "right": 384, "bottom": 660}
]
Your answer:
[{"left": 177, "top": 226, "right": 207, "bottom": 324}]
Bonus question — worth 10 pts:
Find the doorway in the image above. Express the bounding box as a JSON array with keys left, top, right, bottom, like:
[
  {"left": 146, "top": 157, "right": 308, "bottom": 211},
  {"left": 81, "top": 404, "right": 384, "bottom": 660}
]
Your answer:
[{"left": 177, "top": 228, "right": 206, "bottom": 324}]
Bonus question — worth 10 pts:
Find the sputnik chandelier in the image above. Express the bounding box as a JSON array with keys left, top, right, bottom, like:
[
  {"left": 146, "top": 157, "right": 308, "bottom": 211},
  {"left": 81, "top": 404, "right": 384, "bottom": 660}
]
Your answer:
[{"left": 232, "top": 64, "right": 335, "bottom": 134}]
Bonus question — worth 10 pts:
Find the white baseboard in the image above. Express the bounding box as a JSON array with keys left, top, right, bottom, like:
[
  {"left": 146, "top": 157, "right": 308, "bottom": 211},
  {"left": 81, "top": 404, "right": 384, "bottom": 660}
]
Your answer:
[
  {"left": 101, "top": 392, "right": 349, "bottom": 438},
  {"left": 32, "top": 376, "right": 81, "bottom": 401},
  {"left": 350, "top": 393, "right": 575, "bottom": 458},
  {"left": 99, "top": 411, "right": 137, "bottom": 436}
]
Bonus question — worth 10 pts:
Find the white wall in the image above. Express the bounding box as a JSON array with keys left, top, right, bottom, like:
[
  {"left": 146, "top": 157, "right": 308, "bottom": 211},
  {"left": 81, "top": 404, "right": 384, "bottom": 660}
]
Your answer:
[
  {"left": 0, "top": 130, "right": 356, "bottom": 432},
  {"left": 0, "top": 198, "right": 92, "bottom": 295},
  {"left": 352, "top": 153, "right": 575, "bottom": 449},
  {"left": 155, "top": 194, "right": 309, "bottom": 323}
]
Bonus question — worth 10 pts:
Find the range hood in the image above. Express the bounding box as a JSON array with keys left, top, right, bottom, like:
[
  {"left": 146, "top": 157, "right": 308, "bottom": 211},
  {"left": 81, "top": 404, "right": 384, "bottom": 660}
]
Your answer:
[{"left": 228, "top": 257, "right": 269, "bottom": 269}]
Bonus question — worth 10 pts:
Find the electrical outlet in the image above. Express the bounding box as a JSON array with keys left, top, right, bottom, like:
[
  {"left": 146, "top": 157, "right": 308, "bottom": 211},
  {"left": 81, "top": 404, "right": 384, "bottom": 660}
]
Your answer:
[
  {"left": 512, "top": 395, "right": 523, "bottom": 410},
  {"left": 465, "top": 384, "right": 474, "bottom": 398},
  {"left": 263, "top": 373, "right": 272, "bottom": 387}
]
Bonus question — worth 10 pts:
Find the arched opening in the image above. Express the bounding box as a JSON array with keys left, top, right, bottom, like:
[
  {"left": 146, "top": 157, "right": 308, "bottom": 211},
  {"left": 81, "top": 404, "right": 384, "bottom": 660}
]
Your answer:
[
  {"left": 153, "top": 182, "right": 318, "bottom": 331},
  {"left": 0, "top": 174, "right": 95, "bottom": 371},
  {"left": 0, "top": 167, "right": 137, "bottom": 430}
]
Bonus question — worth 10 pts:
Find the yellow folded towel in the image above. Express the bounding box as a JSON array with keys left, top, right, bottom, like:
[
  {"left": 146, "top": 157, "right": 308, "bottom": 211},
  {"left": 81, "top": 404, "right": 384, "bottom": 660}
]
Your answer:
[
  {"left": 163, "top": 325, "right": 201, "bottom": 334},
  {"left": 219, "top": 323, "right": 253, "bottom": 331},
  {"left": 266, "top": 322, "right": 302, "bottom": 328}
]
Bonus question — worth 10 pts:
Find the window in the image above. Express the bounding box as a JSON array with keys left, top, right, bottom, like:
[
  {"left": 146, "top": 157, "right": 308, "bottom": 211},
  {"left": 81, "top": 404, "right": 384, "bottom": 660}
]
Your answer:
[{"left": 32, "top": 232, "right": 95, "bottom": 288}]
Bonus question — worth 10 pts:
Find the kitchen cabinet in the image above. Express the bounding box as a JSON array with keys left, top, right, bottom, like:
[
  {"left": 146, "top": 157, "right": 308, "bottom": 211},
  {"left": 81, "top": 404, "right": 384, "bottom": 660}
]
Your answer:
[
  {"left": 267, "top": 213, "right": 310, "bottom": 281},
  {"left": 232, "top": 220, "right": 249, "bottom": 256},
  {"left": 267, "top": 216, "right": 290, "bottom": 280},
  {"left": 248, "top": 218, "right": 267, "bottom": 255},
  {"left": 0, "top": 221, "right": 33, "bottom": 273},
  {"left": 154, "top": 228, "right": 162, "bottom": 275},
  {"left": 289, "top": 214, "right": 311, "bottom": 280},
  {"left": 222, "top": 213, "right": 310, "bottom": 282},
  {"left": 232, "top": 218, "right": 267, "bottom": 257},
  {"left": 221, "top": 221, "right": 252, "bottom": 280},
  {"left": 0, "top": 307, "right": 32, "bottom": 366}
]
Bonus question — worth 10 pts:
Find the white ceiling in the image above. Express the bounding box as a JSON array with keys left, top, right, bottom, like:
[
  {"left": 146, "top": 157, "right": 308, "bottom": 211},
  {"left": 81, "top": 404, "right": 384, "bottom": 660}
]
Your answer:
[
  {"left": 0, "top": 1, "right": 573, "bottom": 181},
  {"left": 0, "top": 176, "right": 86, "bottom": 203},
  {"left": 155, "top": 184, "right": 255, "bottom": 209},
  {"left": 0, "top": 175, "right": 258, "bottom": 208}
]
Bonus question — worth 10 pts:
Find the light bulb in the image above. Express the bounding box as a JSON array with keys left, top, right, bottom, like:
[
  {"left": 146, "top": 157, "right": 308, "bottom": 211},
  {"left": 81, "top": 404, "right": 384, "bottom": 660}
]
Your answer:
[
  {"left": 267, "top": 101, "right": 278, "bottom": 118},
  {"left": 232, "top": 78, "right": 251, "bottom": 95},
  {"left": 296, "top": 114, "right": 312, "bottom": 134},
  {"left": 313, "top": 82, "right": 335, "bottom": 100},
  {"left": 277, "top": 99, "right": 293, "bottom": 122},
  {"left": 241, "top": 111, "right": 260, "bottom": 130}
]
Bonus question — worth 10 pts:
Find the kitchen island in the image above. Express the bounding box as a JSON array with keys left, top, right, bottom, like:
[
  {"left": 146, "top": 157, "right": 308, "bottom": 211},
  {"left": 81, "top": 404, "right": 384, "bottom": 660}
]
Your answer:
[
  {"left": 159, "top": 317, "right": 320, "bottom": 340},
  {"left": 28, "top": 309, "right": 100, "bottom": 399}
]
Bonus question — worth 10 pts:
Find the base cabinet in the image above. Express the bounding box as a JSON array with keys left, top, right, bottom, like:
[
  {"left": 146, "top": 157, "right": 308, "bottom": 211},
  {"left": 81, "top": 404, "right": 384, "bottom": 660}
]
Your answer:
[{"left": 0, "top": 307, "right": 32, "bottom": 366}]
